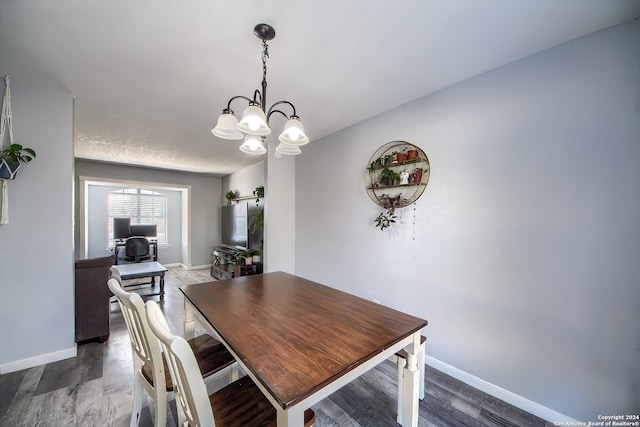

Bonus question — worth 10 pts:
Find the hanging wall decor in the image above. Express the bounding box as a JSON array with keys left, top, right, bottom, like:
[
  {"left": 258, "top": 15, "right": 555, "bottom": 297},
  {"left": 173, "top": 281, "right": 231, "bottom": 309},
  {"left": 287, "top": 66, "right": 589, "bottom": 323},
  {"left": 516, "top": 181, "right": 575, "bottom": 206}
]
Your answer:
[
  {"left": 0, "top": 75, "right": 37, "bottom": 224},
  {"left": 365, "top": 141, "right": 430, "bottom": 231}
]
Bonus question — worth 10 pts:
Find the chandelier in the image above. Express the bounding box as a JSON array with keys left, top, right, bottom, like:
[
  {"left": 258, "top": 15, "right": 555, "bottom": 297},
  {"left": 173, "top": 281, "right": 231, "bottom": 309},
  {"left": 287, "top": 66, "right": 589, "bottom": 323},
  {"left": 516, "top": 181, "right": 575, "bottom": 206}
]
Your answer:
[{"left": 212, "top": 23, "right": 309, "bottom": 156}]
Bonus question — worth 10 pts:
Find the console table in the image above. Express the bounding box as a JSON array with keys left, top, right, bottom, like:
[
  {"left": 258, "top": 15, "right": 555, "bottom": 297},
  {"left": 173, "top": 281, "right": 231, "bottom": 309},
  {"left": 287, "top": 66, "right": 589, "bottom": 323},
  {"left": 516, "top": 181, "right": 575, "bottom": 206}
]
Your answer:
[{"left": 210, "top": 245, "right": 262, "bottom": 280}]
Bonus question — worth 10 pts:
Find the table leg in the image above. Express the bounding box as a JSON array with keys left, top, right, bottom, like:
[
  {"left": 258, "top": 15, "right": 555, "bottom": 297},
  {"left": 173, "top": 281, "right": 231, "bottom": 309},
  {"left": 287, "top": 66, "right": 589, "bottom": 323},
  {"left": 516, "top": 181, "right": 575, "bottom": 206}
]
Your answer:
[
  {"left": 184, "top": 300, "right": 195, "bottom": 339},
  {"left": 276, "top": 405, "right": 304, "bottom": 427},
  {"left": 159, "top": 274, "right": 165, "bottom": 301},
  {"left": 401, "top": 331, "right": 421, "bottom": 427}
]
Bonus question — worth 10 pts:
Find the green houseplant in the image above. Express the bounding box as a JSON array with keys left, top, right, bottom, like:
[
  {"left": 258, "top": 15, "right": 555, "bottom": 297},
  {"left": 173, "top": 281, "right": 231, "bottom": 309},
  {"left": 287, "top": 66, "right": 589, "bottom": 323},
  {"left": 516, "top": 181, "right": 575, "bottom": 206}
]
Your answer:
[
  {"left": 0, "top": 144, "right": 36, "bottom": 179},
  {"left": 225, "top": 190, "right": 237, "bottom": 205},
  {"left": 235, "top": 249, "right": 258, "bottom": 266},
  {"left": 379, "top": 167, "right": 400, "bottom": 186},
  {"left": 253, "top": 185, "right": 264, "bottom": 206},
  {"left": 248, "top": 208, "right": 264, "bottom": 234}
]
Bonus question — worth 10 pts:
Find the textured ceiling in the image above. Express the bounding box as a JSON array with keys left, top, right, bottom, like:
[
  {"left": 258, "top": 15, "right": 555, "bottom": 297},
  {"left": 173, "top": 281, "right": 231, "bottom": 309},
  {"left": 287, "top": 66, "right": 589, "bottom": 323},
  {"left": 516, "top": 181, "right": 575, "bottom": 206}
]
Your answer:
[{"left": 1, "top": 0, "right": 639, "bottom": 175}]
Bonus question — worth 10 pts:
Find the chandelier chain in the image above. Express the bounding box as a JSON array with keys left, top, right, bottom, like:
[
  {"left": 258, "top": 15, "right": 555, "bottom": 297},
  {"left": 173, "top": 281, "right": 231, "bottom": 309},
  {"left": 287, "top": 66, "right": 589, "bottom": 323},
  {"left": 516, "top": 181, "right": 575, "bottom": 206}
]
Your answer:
[{"left": 262, "top": 40, "right": 269, "bottom": 88}]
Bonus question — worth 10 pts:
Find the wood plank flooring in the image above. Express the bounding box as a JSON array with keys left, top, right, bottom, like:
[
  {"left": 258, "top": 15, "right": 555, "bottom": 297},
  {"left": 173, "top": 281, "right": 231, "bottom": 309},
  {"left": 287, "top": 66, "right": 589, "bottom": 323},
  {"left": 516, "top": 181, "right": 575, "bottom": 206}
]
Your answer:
[{"left": 0, "top": 267, "right": 553, "bottom": 427}]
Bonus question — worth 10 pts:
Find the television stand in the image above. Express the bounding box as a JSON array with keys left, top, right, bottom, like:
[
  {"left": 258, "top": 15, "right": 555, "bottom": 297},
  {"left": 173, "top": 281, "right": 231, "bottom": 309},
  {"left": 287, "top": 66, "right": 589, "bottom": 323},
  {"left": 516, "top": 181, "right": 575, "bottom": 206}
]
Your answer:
[{"left": 210, "top": 246, "right": 262, "bottom": 280}]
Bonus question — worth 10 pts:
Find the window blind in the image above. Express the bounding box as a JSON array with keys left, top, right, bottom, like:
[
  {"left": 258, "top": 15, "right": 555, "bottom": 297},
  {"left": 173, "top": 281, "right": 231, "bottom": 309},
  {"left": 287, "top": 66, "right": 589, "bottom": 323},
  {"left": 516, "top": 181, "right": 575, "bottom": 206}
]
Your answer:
[{"left": 107, "top": 188, "right": 167, "bottom": 246}]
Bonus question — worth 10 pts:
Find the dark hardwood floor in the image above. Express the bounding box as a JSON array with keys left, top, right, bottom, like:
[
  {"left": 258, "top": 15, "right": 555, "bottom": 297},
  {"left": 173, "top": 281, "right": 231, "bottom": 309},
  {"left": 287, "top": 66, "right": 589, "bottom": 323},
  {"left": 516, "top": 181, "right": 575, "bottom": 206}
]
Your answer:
[{"left": 0, "top": 267, "right": 552, "bottom": 426}]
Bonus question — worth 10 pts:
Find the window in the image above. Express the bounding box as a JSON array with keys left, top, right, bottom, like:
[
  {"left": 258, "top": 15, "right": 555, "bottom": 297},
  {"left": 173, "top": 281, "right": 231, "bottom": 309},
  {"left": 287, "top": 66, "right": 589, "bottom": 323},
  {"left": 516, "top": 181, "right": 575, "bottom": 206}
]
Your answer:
[{"left": 108, "top": 188, "right": 167, "bottom": 246}]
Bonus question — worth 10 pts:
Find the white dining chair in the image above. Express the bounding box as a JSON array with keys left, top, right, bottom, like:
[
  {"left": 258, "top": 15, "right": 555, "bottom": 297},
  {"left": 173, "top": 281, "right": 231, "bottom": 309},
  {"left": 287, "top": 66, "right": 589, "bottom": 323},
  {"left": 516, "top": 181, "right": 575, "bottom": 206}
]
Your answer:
[
  {"left": 107, "top": 278, "right": 237, "bottom": 427},
  {"left": 394, "top": 335, "right": 426, "bottom": 425},
  {"left": 145, "top": 300, "right": 317, "bottom": 427}
]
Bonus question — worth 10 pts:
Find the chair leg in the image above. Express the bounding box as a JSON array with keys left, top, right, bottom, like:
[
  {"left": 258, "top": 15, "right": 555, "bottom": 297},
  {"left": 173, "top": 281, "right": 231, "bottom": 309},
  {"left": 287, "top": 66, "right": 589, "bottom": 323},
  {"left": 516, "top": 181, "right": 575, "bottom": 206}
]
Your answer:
[
  {"left": 418, "top": 341, "right": 425, "bottom": 400},
  {"left": 152, "top": 389, "right": 167, "bottom": 427},
  {"left": 130, "top": 375, "right": 143, "bottom": 427}
]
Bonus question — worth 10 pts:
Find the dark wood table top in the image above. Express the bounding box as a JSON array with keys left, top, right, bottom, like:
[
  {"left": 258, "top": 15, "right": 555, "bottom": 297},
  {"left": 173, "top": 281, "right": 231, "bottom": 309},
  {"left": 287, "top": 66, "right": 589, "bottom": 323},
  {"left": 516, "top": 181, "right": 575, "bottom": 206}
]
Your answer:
[{"left": 181, "top": 271, "right": 427, "bottom": 410}]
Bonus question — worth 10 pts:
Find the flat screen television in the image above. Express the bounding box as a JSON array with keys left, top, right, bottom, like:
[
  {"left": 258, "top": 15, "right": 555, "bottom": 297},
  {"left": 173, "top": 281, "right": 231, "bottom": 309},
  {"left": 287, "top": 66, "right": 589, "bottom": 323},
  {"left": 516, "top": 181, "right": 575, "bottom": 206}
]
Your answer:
[
  {"left": 113, "top": 218, "right": 131, "bottom": 240},
  {"left": 129, "top": 224, "right": 157, "bottom": 238},
  {"left": 221, "top": 204, "right": 248, "bottom": 249}
]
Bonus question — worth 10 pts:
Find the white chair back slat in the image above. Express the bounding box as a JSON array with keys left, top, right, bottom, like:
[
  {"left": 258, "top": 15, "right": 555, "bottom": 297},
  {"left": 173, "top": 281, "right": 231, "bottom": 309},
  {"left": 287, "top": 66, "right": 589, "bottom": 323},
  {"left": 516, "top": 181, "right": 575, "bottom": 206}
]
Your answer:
[{"left": 146, "top": 300, "right": 216, "bottom": 427}]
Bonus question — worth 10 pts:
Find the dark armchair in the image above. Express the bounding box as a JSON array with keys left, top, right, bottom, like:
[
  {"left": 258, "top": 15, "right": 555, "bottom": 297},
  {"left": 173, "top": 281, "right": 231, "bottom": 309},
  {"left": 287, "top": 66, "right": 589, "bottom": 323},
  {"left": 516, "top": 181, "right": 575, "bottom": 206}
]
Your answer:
[{"left": 74, "top": 255, "right": 115, "bottom": 342}]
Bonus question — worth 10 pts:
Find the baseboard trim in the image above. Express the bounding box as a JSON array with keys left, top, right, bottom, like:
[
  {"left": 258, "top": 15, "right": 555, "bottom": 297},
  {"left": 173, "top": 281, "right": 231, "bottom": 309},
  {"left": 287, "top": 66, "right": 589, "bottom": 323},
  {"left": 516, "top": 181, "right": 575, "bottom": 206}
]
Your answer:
[
  {"left": 185, "top": 264, "right": 209, "bottom": 271},
  {"left": 0, "top": 346, "right": 77, "bottom": 374},
  {"left": 425, "top": 355, "right": 576, "bottom": 423},
  {"left": 164, "top": 263, "right": 209, "bottom": 271},
  {"left": 162, "top": 262, "right": 182, "bottom": 268}
]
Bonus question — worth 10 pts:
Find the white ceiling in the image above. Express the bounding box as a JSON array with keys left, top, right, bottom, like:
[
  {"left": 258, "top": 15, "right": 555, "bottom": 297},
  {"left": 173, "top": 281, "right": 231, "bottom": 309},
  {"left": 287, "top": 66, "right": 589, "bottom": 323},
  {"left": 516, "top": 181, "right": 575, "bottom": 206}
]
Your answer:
[{"left": 1, "top": 0, "right": 639, "bottom": 175}]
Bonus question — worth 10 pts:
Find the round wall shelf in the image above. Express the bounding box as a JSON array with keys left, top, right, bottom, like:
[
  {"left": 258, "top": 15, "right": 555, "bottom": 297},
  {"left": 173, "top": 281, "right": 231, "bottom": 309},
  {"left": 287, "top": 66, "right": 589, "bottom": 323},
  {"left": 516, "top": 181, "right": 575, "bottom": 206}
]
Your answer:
[{"left": 365, "top": 141, "right": 430, "bottom": 208}]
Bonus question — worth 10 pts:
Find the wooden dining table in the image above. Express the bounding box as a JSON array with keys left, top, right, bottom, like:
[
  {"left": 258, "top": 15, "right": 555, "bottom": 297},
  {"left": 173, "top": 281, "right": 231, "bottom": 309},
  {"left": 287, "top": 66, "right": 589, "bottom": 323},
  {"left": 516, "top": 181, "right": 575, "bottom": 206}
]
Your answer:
[{"left": 180, "top": 271, "right": 428, "bottom": 427}]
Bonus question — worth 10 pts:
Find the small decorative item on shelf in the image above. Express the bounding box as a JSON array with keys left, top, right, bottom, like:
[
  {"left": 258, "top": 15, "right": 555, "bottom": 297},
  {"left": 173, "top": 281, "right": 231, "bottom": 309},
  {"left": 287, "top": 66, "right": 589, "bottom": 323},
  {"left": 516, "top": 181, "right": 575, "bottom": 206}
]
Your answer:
[
  {"left": 412, "top": 168, "right": 423, "bottom": 184},
  {"left": 397, "top": 150, "right": 407, "bottom": 163},
  {"left": 225, "top": 190, "right": 238, "bottom": 205},
  {"left": 407, "top": 148, "right": 418, "bottom": 160},
  {"left": 399, "top": 170, "right": 409, "bottom": 185}
]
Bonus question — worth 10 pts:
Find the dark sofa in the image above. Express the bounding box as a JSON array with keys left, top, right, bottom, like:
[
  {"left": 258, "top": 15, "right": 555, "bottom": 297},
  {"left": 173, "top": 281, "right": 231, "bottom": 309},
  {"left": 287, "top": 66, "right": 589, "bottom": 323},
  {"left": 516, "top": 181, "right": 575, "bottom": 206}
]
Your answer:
[{"left": 74, "top": 255, "right": 115, "bottom": 342}]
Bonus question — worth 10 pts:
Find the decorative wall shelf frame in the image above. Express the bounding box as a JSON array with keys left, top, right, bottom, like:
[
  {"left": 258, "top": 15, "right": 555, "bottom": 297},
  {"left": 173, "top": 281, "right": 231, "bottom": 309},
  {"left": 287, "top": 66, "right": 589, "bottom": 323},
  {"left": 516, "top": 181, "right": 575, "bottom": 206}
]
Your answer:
[{"left": 365, "top": 141, "right": 430, "bottom": 209}]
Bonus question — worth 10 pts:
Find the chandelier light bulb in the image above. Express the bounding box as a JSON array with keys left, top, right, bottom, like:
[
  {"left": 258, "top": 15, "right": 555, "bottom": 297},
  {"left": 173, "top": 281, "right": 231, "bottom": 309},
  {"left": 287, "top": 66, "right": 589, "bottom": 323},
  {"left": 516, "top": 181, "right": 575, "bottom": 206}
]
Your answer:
[
  {"left": 240, "top": 135, "right": 266, "bottom": 154},
  {"left": 238, "top": 104, "right": 270, "bottom": 136},
  {"left": 278, "top": 117, "right": 309, "bottom": 146}
]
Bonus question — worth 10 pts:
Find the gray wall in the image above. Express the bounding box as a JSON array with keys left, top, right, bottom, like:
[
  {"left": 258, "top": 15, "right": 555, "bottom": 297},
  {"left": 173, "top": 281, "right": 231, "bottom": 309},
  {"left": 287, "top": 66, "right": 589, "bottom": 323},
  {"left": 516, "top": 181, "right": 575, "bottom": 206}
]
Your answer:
[
  {"left": 295, "top": 21, "right": 640, "bottom": 421},
  {"left": 75, "top": 160, "right": 223, "bottom": 268},
  {"left": 222, "top": 160, "right": 264, "bottom": 203},
  {"left": 222, "top": 159, "right": 296, "bottom": 272},
  {"left": 0, "top": 79, "right": 75, "bottom": 372}
]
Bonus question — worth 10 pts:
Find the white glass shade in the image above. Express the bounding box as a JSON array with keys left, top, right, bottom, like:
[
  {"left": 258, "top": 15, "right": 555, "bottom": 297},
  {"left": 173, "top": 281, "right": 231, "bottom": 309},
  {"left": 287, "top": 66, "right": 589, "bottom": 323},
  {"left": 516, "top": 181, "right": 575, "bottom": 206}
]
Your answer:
[
  {"left": 278, "top": 117, "right": 309, "bottom": 146},
  {"left": 275, "top": 142, "right": 302, "bottom": 156},
  {"left": 237, "top": 105, "right": 271, "bottom": 136},
  {"left": 212, "top": 112, "right": 244, "bottom": 140},
  {"left": 239, "top": 135, "right": 267, "bottom": 155}
]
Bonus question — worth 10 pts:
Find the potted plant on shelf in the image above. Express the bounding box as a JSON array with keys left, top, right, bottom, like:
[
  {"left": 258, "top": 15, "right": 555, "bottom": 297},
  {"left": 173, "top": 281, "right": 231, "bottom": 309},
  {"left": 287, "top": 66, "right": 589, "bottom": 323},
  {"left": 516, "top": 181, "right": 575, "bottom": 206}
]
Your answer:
[
  {"left": 235, "top": 250, "right": 249, "bottom": 266},
  {"left": 236, "top": 249, "right": 258, "bottom": 266},
  {"left": 369, "top": 157, "right": 383, "bottom": 170},
  {"left": 396, "top": 148, "right": 407, "bottom": 163},
  {"left": 0, "top": 143, "right": 36, "bottom": 179},
  {"left": 380, "top": 167, "right": 400, "bottom": 186},
  {"left": 391, "top": 151, "right": 399, "bottom": 164},
  {"left": 225, "top": 190, "right": 237, "bottom": 206}
]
